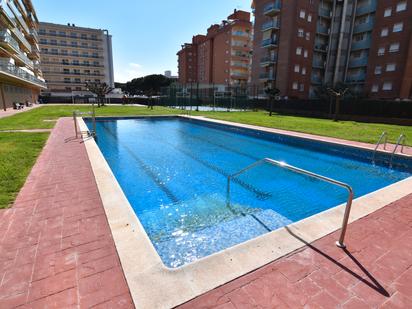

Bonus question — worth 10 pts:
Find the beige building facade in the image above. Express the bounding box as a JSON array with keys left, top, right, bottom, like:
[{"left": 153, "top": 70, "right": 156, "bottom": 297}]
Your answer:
[
  {"left": 0, "top": 0, "right": 46, "bottom": 110},
  {"left": 38, "top": 22, "right": 114, "bottom": 98}
]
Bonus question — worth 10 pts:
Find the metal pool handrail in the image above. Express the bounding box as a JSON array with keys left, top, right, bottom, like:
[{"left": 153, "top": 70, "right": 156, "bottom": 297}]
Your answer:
[
  {"left": 226, "top": 158, "right": 354, "bottom": 248},
  {"left": 372, "top": 132, "right": 387, "bottom": 163},
  {"left": 389, "top": 134, "right": 406, "bottom": 168}
]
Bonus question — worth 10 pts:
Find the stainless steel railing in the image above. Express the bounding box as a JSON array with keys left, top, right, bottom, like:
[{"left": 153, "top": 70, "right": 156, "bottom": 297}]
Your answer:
[
  {"left": 389, "top": 134, "right": 406, "bottom": 168},
  {"left": 372, "top": 132, "right": 387, "bottom": 163},
  {"left": 226, "top": 158, "right": 354, "bottom": 248}
]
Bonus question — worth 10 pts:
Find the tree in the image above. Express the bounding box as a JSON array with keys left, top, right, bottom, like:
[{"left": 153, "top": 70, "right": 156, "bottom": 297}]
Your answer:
[
  {"left": 327, "top": 85, "right": 349, "bottom": 122},
  {"left": 85, "top": 82, "right": 113, "bottom": 107},
  {"left": 118, "top": 74, "right": 173, "bottom": 96},
  {"left": 264, "top": 83, "right": 280, "bottom": 116}
]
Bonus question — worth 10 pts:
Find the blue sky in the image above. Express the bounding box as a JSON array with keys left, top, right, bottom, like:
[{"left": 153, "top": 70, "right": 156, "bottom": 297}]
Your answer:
[{"left": 34, "top": 0, "right": 252, "bottom": 83}]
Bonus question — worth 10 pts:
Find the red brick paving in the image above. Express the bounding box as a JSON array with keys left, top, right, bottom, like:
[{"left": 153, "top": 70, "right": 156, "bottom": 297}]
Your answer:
[
  {"left": 179, "top": 193, "right": 412, "bottom": 309},
  {"left": 1, "top": 117, "right": 412, "bottom": 308},
  {"left": 0, "top": 118, "right": 134, "bottom": 308}
]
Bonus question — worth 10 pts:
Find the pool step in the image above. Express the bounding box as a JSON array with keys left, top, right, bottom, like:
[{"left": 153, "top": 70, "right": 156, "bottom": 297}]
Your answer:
[{"left": 153, "top": 208, "right": 292, "bottom": 268}]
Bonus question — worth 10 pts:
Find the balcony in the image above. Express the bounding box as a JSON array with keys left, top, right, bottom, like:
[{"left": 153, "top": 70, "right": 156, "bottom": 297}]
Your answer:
[
  {"left": 261, "top": 38, "right": 278, "bottom": 48},
  {"left": 356, "top": 0, "right": 377, "bottom": 16},
  {"left": 14, "top": 50, "right": 34, "bottom": 69},
  {"left": 231, "top": 71, "right": 249, "bottom": 79},
  {"left": 0, "top": 7, "right": 16, "bottom": 27},
  {"left": 232, "top": 31, "right": 249, "bottom": 38},
  {"left": 353, "top": 18, "right": 374, "bottom": 33},
  {"left": 259, "top": 72, "right": 275, "bottom": 81},
  {"left": 311, "top": 75, "right": 323, "bottom": 84},
  {"left": 0, "top": 60, "right": 46, "bottom": 88},
  {"left": 11, "top": 27, "right": 31, "bottom": 52},
  {"left": 348, "top": 57, "right": 368, "bottom": 68},
  {"left": 0, "top": 30, "right": 20, "bottom": 53},
  {"left": 261, "top": 20, "right": 280, "bottom": 32},
  {"left": 263, "top": 1, "right": 281, "bottom": 16},
  {"left": 319, "top": 7, "right": 332, "bottom": 18},
  {"left": 346, "top": 72, "right": 366, "bottom": 83},
  {"left": 351, "top": 37, "right": 371, "bottom": 50},
  {"left": 312, "top": 58, "right": 326, "bottom": 69},
  {"left": 314, "top": 43, "right": 328, "bottom": 53},
  {"left": 260, "top": 56, "right": 277, "bottom": 67},
  {"left": 316, "top": 24, "right": 330, "bottom": 35}
]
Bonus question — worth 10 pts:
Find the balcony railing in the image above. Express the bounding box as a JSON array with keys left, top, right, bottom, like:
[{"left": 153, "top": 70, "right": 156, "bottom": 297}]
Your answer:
[
  {"left": 351, "top": 37, "right": 371, "bottom": 50},
  {"left": 316, "top": 24, "right": 330, "bottom": 35},
  {"left": 261, "top": 20, "right": 280, "bottom": 31},
  {"left": 356, "top": 0, "right": 377, "bottom": 16},
  {"left": 41, "top": 50, "right": 103, "bottom": 59},
  {"left": 348, "top": 57, "right": 368, "bottom": 68},
  {"left": 231, "top": 71, "right": 249, "bottom": 78},
  {"left": 11, "top": 27, "right": 31, "bottom": 51},
  {"left": 312, "top": 58, "right": 326, "bottom": 68},
  {"left": 263, "top": 1, "right": 281, "bottom": 16},
  {"left": 319, "top": 7, "right": 332, "bottom": 18},
  {"left": 261, "top": 38, "right": 278, "bottom": 48},
  {"left": 38, "top": 31, "right": 103, "bottom": 42},
  {"left": 260, "top": 56, "right": 277, "bottom": 66},
  {"left": 0, "top": 30, "right": 20, "bottom": 52},
  {"left": 353, "top": 18, "right": 374, "bottom": 33},
  {"left": 311, "top": 75, "right": 323, "bottom": 84},
  {"left": 259, "top": 72, "right": 275, "bottom": 80},
  {"left": 15, "top": 50, "right": 34, "bottom": 68},
  {"left": 0, "top": 60, "right": 46, "bottom": 87},
  {"left": 346, "top": 72, "right": 366, "bottom": 83}
]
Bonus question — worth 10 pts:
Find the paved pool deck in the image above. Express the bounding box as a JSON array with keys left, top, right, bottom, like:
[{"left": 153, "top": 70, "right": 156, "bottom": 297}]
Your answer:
[{"left": 0, "top": 117, "right": 411, "bottom": 308}]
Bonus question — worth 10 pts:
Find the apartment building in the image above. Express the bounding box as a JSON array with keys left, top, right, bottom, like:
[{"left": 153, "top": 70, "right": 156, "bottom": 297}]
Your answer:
[
  {"left": 251, "top": 0, "right": 412, "bottom": 100},
  {"left": 0, "top": 0, "right": 45, "bottom": 110},
  {"left": 177, "top": 10, "right": 253, "bottom": 86},
  {"left": 38, "top": 22, "right": 114, "bottom": 98}
]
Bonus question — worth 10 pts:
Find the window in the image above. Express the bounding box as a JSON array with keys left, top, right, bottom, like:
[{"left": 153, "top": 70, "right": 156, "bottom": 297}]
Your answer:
[
  {"left": 378, "top": 47, "right": 385, "bottom": 56},
  {"left": 384, "top": 8, "right": 392, "bottom": 17},
  {"left": 374, "top": 66, "right": 382, "bottom": 75},
  {"left": 299, "top": 10, "right": 306, "bottom": 19},
  {"left": 393, "top": 22, "right": 403, "bottom": 32},
  {"left": 304, "top": 50, "right": 308, "bottom": 58},
  {"left": 386, "top": 63, "right": 396, "bottom": 72},
  {"left": 292, "top": 82, "right": 298, "bottom": 90},
  {"left": 296, "top": 47, "right": 302, "bottom": 55},
  {"left": 396, "top": 2, "right": 407, "bottom": 12},
  {"left": 307, "top": 14, "right": 312, "bottom": 22},
  {"left": 299, "top": 84, "right": 305, "bottom": 92},
  {"left": 294, "top": 64, "right": 300, "bottom": 73},
  {"left": 382, "top": 82, "right": 393, "bottom": 91},
  {"left": 381, "top": 28, "right": 389, "bottom": 37},
  {"left": 305, "top": 32, "right": 311, "bottom": 40},
  {"left": 371, "top": 85, "right": 379, "bottom": 93},
  {"left": 389, "top": 43, "right": 400, "bottom": 52},
  {"left": 298, "top": 28, "right": 304, "bottom": 37},
  {"left": 302, "top": 67, "right": 306, "bottom": 75}
]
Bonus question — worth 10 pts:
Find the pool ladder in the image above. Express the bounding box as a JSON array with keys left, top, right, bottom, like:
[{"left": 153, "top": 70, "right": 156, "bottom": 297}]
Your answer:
[
  {"left": 226, "top": 158, "right": 354, "bottom": 248},
  {"left": 389, "top": 134, "right": 406, "bottom": 168},
  {"left": 372, "top": 132, "right": 407, "bottom": 167}
]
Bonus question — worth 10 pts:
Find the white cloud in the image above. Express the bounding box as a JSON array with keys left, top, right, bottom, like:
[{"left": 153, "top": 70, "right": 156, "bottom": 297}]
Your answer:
[{"left": 115, "top": 62, "right": 146, "bottom": 83}]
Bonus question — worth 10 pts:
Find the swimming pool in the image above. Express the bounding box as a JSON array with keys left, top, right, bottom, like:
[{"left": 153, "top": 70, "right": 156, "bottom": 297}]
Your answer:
[{"left": 86, "top": 116, "right": 412, "bottom": 268}]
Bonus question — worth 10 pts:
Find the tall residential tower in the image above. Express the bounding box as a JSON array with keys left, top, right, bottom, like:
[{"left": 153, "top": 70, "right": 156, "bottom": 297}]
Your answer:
[
  {"left": 251, "top": 0, "right": 412, "bottom": 100},
  {"left": 0, "top": 0, "right": 45, "bottom": 110},
  {"left": 177, "top": 10, "right": 253, "bottom": 86},
  {"left": 38, "top": 22, "right": 114, "bottom": 98}
]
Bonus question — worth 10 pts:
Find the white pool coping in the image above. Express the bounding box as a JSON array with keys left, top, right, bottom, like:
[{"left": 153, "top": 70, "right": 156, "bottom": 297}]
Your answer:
[{"left": 78, "top": 116, "right": 412, "bottom": 309}]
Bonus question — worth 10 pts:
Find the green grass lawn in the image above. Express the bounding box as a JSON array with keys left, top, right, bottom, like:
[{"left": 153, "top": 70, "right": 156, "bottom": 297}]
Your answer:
[{"left": 0, "top": 133, "right": 49, "bottom": 208}]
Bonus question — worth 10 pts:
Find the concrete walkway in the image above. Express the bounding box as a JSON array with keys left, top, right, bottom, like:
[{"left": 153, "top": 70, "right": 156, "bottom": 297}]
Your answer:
[
  {"left": 0, "top": 118, "right": 133, "bottom": 308},
  {"left": 0, "top": 105, "right": 41, "bottom": 119}
]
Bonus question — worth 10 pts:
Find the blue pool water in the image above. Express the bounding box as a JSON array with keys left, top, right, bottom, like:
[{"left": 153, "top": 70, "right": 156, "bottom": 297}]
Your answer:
[{"left": 87, "top": 117, "right": 412, "bottom": 268}]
